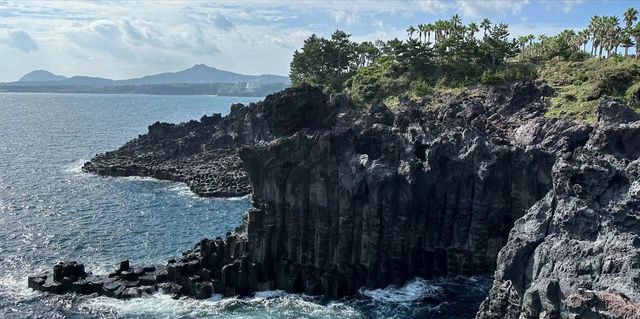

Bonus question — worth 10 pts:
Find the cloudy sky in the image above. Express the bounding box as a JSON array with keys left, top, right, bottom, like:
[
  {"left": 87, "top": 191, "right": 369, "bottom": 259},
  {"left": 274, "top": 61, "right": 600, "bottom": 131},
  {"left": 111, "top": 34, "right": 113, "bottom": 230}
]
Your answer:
[{"left": 0, "top": 0, "right": 634, "bottom": 82}]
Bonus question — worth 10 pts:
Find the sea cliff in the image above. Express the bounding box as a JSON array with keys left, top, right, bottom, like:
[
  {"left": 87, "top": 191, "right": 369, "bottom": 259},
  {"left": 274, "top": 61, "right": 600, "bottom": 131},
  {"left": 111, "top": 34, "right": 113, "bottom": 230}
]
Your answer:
[{"left": 31, "top": 83, "right": 640, "bottom": 318}]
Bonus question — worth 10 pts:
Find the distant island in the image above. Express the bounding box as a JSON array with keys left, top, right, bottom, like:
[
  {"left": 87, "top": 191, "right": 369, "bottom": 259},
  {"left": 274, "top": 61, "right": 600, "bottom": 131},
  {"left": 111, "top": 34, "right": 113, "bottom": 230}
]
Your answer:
[{"left": 0, "top": 64, "right": 290, "bottom": 96}]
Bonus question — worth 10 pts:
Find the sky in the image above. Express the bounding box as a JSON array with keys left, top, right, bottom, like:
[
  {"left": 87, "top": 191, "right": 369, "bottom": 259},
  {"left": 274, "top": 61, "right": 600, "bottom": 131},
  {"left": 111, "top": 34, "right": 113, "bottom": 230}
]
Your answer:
[{"left": 0, "top": 0, "right": 637, "bottom": 82}]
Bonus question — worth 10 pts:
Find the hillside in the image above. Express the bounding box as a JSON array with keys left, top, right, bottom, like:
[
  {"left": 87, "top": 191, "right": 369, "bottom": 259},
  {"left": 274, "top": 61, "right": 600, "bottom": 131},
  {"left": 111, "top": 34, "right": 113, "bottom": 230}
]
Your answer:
[
  {"left": 6, "top": 64, "right": 289, "bottom": 87},
  {"left": 119, "top": 64, "right": 289, "bottom": 85},
  {"left": 1, "top": 64, "right": 290, "bottom": 96},
  {"left": 18, "top": 70, "right": 67, "bottom": 82}
]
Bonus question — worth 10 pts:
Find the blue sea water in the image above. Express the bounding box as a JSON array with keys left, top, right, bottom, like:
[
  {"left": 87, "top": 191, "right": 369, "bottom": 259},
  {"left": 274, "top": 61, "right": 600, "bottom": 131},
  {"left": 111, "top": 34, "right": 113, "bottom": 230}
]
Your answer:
[{"left": 0, "top": 93, "right": 490, "bottom": 318}]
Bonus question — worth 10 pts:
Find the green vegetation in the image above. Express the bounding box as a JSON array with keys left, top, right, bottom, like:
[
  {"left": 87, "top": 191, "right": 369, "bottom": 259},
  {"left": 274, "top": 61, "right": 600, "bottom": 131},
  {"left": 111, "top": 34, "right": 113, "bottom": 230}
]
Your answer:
[
  {"left": 289, "top": 7, "right": 640, "bottom": 121},
  {"left": 541, "top": 58, "right": 640, "bottom": 122}
]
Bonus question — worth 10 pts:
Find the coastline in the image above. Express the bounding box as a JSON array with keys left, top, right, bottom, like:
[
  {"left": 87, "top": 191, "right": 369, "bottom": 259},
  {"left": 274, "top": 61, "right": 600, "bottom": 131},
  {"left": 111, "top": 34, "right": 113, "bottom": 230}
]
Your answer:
[{"left": 30, "top": 83, "right": 640, "bottom": 318}]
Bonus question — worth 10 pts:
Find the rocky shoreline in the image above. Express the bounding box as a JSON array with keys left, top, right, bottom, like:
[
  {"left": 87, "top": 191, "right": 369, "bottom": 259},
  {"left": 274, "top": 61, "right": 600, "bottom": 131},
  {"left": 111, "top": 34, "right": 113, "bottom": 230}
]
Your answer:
[
  {"left": 82, "top": 110, "right": 252, "bottom": 197},
  {"left": 32, "top": 84, "right": 640, "bottom": 318}
]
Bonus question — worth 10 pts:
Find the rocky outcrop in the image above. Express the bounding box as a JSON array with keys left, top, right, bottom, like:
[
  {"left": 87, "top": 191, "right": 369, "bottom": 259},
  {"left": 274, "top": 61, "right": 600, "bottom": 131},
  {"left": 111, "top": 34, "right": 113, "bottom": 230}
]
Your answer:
[
  {"left": 32, "top": 83, "right": 640, "bottom": 318},
  {"left": 82, "top": 110, "right": 252, "bottom": 197},
  {"left": 28, "top": 260, "right": 169, "bottom": 299},
  {"left": 477, "top": 98, "right": 640, "bottom": 319}
]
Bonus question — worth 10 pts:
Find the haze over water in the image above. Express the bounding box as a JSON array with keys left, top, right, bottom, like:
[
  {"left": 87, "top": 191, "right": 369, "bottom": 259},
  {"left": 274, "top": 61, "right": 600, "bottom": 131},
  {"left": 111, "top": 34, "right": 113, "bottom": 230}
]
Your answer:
[{"left": 0, "top": 93, "right": 489, "bottom": 318}]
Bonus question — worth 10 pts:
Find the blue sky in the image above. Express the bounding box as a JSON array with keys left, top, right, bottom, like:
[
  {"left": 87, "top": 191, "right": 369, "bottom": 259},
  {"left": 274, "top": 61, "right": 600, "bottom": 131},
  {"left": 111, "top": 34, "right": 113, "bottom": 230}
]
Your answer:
[{"left": 0, "top": 0, "right": 637, "bottom": 82}]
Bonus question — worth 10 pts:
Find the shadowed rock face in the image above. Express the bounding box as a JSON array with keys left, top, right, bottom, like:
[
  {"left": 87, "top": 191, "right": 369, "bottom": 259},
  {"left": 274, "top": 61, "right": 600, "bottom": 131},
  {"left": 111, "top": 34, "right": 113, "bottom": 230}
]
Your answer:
[
  {"left": 239, "top": 113, "right": 554, "bottom": 296},
  {"left": 477, "top": 98, "right": 640, "bottom": 319},
  {"left": 31, "top": 84, "right": 640, "bottom": 318}
]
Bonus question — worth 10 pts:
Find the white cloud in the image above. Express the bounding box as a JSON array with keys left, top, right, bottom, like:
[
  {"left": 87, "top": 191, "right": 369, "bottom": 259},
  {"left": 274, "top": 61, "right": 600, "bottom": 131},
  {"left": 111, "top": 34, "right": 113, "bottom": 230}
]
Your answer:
[
  {"left": 332, "top": 10, "right": 360, "bottom": 25},
  {"left": 508, "top": 22, "right": 581, "bottom": 39},
  {"left": 1, "top": 30, "right": 38, "bottom": 52},
  {"left": 209, "top": 14, "right": 236, "bottom": 31},
  {"left": 540, "top": 0, "right": 584, "bottom": 13},
  {"left": 0, "top": 0, "right": 593, "bottom": 82},
  {"left": 457, "top": 0, "right": 529, "bottom": 19}
]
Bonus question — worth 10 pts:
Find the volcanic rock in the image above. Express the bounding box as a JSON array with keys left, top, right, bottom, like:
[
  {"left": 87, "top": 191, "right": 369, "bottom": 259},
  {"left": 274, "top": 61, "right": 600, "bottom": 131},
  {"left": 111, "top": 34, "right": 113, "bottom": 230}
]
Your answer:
[{"left": 31, "top": 84, "right": 640, "bottom": 319}]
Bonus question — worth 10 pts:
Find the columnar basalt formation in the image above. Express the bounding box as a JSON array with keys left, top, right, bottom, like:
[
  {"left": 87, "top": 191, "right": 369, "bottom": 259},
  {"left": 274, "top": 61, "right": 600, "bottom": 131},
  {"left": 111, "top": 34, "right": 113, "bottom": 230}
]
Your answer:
[{"left": 32, "top": 85, "right": 640, "bottom": 318}]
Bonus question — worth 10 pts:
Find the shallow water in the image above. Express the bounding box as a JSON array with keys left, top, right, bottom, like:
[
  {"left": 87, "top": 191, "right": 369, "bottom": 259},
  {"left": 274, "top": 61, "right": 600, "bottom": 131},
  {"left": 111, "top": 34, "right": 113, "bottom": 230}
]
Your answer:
[{"left": 0, "top": 93, "right": 490, "bottom": 318}]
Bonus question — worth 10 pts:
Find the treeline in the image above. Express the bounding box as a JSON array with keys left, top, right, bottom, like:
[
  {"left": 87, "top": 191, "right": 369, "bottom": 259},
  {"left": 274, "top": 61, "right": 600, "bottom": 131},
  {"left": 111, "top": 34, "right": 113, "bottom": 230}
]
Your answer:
[
  {"left": 289, "top": 8, "right": 640, "bottom": 104},
  {"left": 518, "top": 8, "right": 640, "bottom": 61},
  {"left": 290, "top": 15, "right": 519, "bottom": 94}
]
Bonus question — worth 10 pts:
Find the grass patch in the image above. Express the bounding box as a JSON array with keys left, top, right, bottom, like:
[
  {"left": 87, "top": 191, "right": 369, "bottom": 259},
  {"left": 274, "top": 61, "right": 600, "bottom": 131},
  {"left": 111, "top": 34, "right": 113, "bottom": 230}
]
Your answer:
[{"left": 538, "top": 58, "right": 640, "bottom": 123}]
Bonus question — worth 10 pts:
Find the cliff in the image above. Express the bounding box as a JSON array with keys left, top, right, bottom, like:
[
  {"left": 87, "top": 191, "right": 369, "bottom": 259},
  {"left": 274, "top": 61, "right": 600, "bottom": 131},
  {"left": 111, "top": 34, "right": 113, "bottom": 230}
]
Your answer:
[
  {"left": 32, "top": 84, "right": 640, "bottom": 318},
  {"left": 82, "top": 107, "right": 252, "bottom": 197},
  {"left": 477, "top": 98, "right": 640, "bottom": 318}
]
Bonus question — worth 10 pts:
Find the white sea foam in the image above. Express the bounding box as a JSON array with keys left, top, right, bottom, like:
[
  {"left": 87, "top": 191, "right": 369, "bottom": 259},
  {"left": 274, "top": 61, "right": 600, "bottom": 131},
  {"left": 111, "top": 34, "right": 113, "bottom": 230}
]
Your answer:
[
  {"left": 0, "top": 274, "right": 39, "bottom": 300},
  {"left": 166, "top": 183, "right": 196, "bottom": 198},
  {"left": 63, "top": 158, "right": 88, "bottom": 174},
  {"left": 166, "top": 183, "right": 252, "bottom": 202},
  {"left": 253, "top": 289, "right": 286, "bottom": 299},
  {"left": 84, "top": 290, "right": 364, "bottom": 319},
  {"left": 225, "top": 194, "right": 252, "bottom": 201},
  {"left": 359, "top": 277, "right": 444, "bottom": 303},
  {"left": 122, "top": 175, "right": 162, "bottom": 182}
]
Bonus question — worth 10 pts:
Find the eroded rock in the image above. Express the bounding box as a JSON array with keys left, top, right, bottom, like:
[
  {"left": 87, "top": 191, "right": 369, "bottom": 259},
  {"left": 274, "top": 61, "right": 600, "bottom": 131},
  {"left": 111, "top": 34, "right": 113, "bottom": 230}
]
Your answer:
[{"left": 32, "top": 85, "right": 640, "bottom": 319}]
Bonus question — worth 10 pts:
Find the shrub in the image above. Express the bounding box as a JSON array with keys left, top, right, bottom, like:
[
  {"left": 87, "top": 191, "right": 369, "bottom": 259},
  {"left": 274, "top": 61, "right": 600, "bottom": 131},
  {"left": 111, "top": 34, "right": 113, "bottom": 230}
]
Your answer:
[
  {"left": 625, "top": 81, "right": 640, "bottom": 107},
  {"left": 349, "top": 57, "right": 410, "bottom": 104},
  {"left": 410, "top": 80, "right": 434, "bottom": 98}
]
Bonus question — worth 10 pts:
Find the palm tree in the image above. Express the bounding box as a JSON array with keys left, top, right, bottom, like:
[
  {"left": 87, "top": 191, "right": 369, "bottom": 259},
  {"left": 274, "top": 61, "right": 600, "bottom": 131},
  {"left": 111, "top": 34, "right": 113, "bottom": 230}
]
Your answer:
[
  {"left": 481, "top": 18, "right": 492, "bottom": 37},
  {"left": 538, "top": 34, "right": 548, "bottom": 57},
  {"left": 605, "top": 16, "right": 621, "bottom": 57},
  {"left": 624, "top": 8, "right": 638, "bottom": 56},
  {"left": 434, "top": 20, "right": 446, "bottom": 45},
  {"left": 518, "top": 35, "right": 527, "bottom": 60},
  {"left": 426, "top": 23, "right": 434, "bottom": 44},
  {"left": 589, "top": 15, "right": 600, "bottom": 56},
  {"left": 527, "top": 34, "right": 536, "bottom": 47},
  {"left": 407, "top": 25, "right": 417, "bottom": 40},
  {"left": 595, "top": 16, "right": 607, "bottom": 58},
  {"left": 624, "top": 7, "right": 638, "bottom": 29},
  {"left": 632, "top": 23, "right": 640, "bottom": 59},
  {"left": 620, "top": 30, "right": 635, "bottom": 57},
  {"left": 417, "top": 24, "right": 426, "bottom": 43},
  {"left": 468, "top": 22, "right": 479, "bottom": 40},
  {"left": 577, "top": 29, "right": 590, "bottom": 52},
  {"left": 451, "top": 14, "right": 462, "bottom": 29}
]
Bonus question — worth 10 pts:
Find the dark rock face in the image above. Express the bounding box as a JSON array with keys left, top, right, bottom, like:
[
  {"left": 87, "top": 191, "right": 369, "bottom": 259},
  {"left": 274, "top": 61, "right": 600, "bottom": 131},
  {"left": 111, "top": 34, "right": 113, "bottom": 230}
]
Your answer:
[
  {"left": 82, "top": 107, "right": 252, "bottom": 197},
  {"left": 598, "top": 97, "right": 640, "bottom": 124},
  {"left": 477, "top": 100, "right": 640, "bottom": 319},
  {"left": 32, "top": 83, "right": 640, "bottom": 318},
  {"left": 28, "top": 261, "right": 168, "bottom": 299},
  {"left": 239, "top": 118, "right": 553, "bottom": 296},
  {"left": 259, "top": 85, "right": 333, "bottom": 136}
]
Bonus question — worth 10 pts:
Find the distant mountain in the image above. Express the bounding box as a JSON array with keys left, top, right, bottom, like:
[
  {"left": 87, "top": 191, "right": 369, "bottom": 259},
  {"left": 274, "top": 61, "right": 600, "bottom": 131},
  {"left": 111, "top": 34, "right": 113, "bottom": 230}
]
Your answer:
[
  {"left": 9, "top": 64, "right": 290, "bottom": 87},
  {"left": 120, "top": 64, "right": 289, "bottom": 85},
  {"left": 18, "top": 70, "right": 67, "bottom": 82}
]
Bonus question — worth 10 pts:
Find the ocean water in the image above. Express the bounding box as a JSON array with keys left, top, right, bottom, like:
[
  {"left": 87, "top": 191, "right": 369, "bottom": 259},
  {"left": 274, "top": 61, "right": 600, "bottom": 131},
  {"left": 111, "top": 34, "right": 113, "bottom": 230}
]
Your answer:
[{"left": 0, "top": 93, "right": 490, "bottom": 318}]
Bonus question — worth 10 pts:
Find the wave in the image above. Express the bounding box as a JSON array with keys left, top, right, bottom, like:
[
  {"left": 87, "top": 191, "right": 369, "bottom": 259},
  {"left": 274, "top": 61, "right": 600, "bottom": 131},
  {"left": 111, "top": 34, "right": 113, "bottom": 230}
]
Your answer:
[
  {"left": 0, "top": 273, "right": 39, "bottom": 301},
  {"left": 62, "top": 158, "right": 88, "bottom": 174},
  {"left": 359, "top": 277, "right": 445, "bottom": 303},
  {"left": 166, "top": 184, "right": 252, "bottom": 202},
  {"left": 253, "top": 289, "right": 286, "bottom": 299},
  {"left": 84, "top": 291, "right": 363, "bottom": 319},
  {"left": 224, "top": 194, "right": 252, "bottom": 201}
]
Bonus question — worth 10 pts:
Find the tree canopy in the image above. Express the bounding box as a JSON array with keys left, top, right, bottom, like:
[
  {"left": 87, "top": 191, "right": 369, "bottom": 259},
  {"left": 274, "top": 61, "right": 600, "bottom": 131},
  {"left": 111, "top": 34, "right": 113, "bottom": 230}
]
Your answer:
[{"left": 290, "top": 7, "right": 640, "bottom": 104}]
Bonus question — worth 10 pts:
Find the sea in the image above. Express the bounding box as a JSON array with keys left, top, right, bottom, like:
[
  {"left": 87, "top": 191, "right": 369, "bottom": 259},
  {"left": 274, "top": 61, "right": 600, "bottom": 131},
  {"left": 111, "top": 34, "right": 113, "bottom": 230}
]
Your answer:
[{"left": 0, "top": 93, "right": 490, "bottom": 319}]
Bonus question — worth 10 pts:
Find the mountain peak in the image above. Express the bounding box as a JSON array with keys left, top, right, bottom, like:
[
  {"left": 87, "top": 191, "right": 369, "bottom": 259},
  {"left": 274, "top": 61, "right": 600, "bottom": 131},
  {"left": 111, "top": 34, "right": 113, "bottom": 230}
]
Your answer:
[
  {"left": 190, "top": 64, "right": 215, "bottom": 70},
  {"left": 19, "top": 70, "right": 67, "bottom": 82}
]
